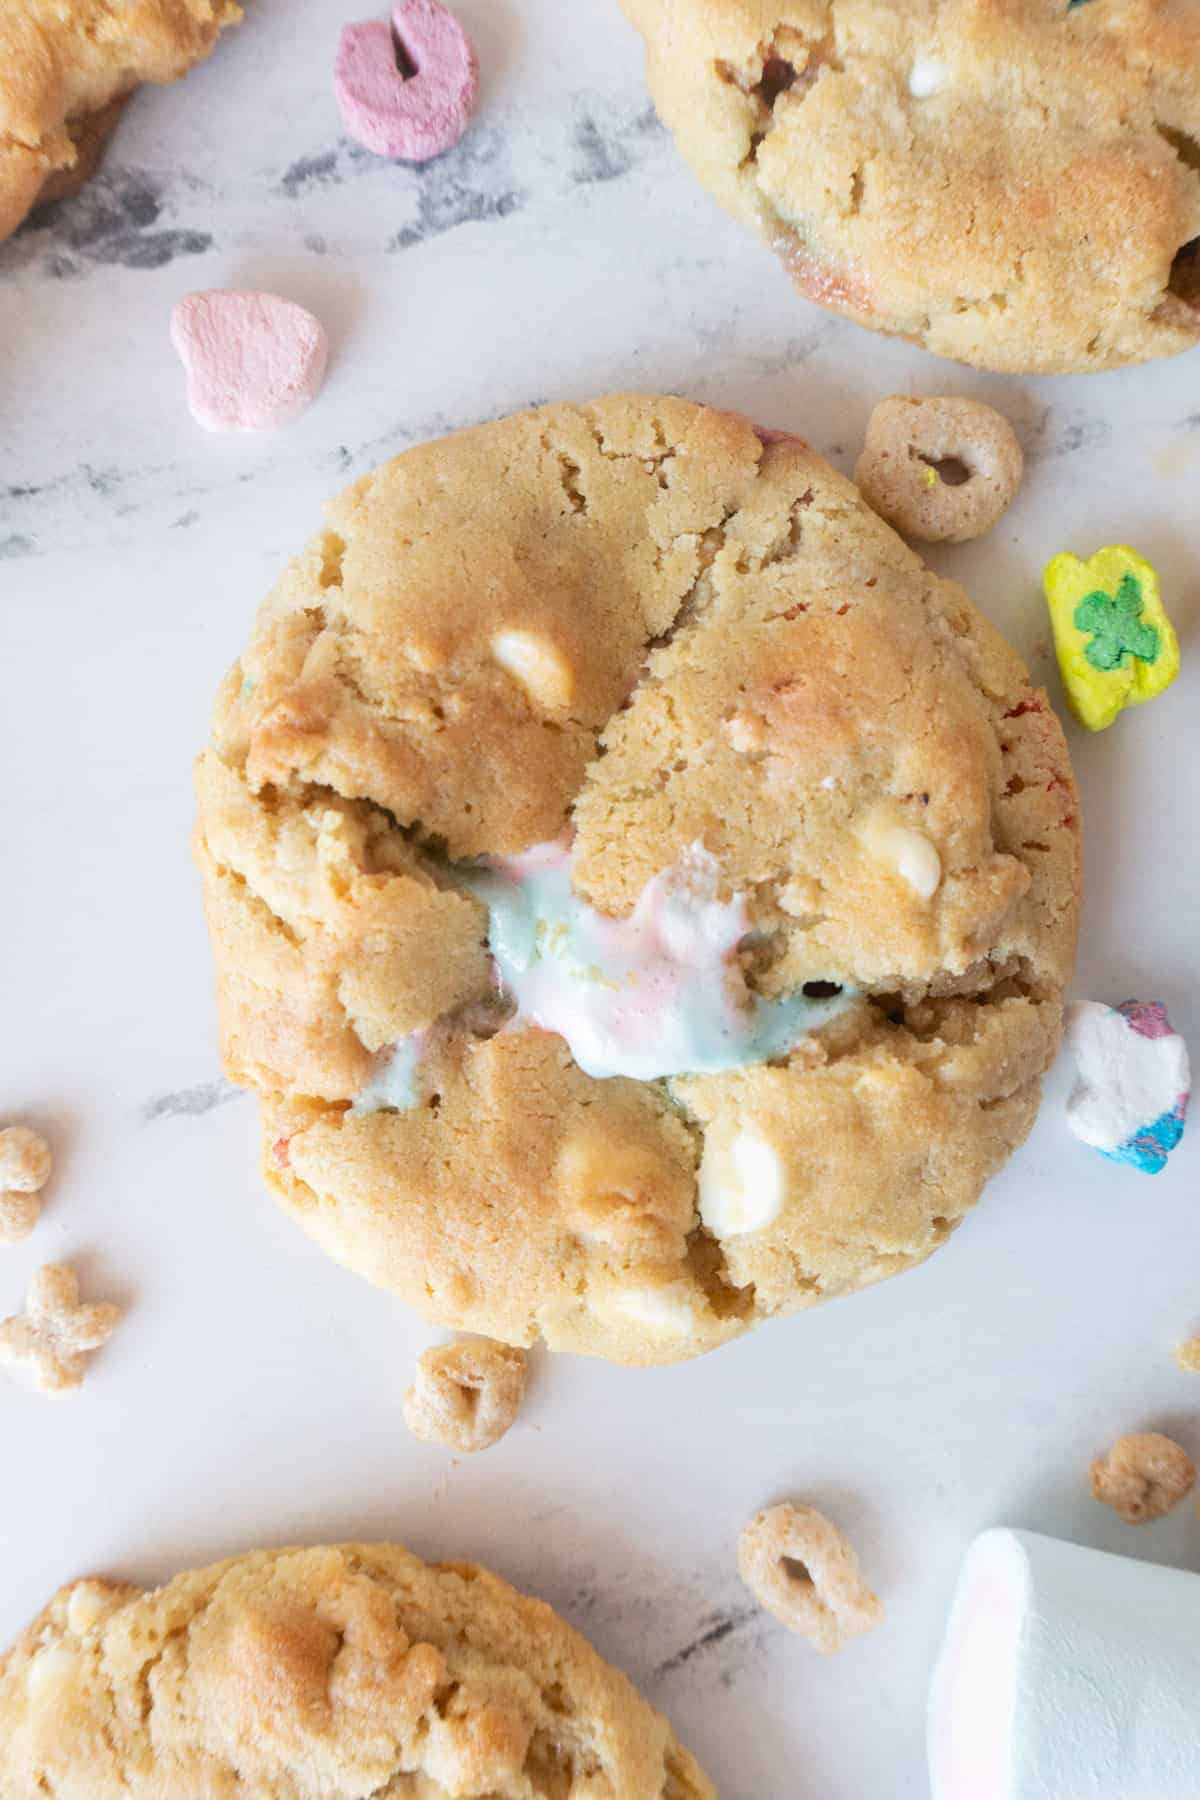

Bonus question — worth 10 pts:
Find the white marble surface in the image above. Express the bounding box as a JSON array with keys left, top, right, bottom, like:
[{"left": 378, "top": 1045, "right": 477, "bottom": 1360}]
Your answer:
[{"left": 1, "top": 2, "right": 1198, "bottom": 1793}]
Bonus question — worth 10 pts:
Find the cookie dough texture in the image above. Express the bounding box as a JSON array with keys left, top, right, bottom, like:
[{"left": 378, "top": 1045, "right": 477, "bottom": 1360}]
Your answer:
[
  {"left": 0, "top": 1542, "right": 712, "bottom": 1798},
  {"left": 0, "top": 1, "right": 241, "bottom": 243},
  {"left": 618, "top": 0, "right": 1200, "bottom": 373},
  {"left": 194, "top": 395, "right": 1080, "bottom": 1366}
]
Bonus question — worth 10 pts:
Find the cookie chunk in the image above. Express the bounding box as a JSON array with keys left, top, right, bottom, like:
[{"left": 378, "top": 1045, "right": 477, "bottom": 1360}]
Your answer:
[
  {"left": 194, "top": 396, "right": 1080, "bottom": 1365},
  {"left": 0, "top": 0, "right": 242, "bottom": 244},
  {"left": 0, "top": 1542, "right": 713, "bottom": 1797},
  {"left": 619, "top": 1, "right": 1200, "bottom": 373}
]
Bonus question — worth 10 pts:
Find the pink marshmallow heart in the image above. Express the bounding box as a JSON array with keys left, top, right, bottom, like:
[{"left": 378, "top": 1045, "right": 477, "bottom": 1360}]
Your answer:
[
  {"left": 170, "top": 291, "right": 328, "bottom": 433},
  {"left": 335, "top": 0, "right": 479, "bottom": 163}
]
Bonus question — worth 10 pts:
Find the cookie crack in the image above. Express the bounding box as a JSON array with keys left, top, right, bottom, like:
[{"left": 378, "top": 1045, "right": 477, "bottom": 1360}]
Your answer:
[{"left": 718, "top": 25, "right": 842, "bottom": 171}]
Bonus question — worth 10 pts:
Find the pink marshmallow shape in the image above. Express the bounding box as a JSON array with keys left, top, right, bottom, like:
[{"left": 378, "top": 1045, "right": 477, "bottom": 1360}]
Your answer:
[
  {"left": 170, "top": 291, "right": 328, "bottom": 433},
  {"left": 335, "top": 0, "right": 479, "bottom": 162}
]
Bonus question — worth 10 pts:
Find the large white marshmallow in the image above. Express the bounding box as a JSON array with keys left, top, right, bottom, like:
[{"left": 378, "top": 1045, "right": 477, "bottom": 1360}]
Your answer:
[{"left": 929, "top": 1528, "right": 1200, "bottom": 1800}]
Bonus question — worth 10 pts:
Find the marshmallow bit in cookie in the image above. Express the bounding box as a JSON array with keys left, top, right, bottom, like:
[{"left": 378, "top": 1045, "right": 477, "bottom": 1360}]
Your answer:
[
  {"left": 491, "top": 629, "right": 575, "bottom": 711},
  {"left": 457, "top": 841, "right": 853, "bottom": 1083},
  {"left": 698, "top": 1126, "right": 785, "bottom": 1238},
  {"left": 352, "top": 1029, "right": 426, "bottom": 1115},
  {"left": 908, "top": 56, "right": 949, "bottom": 98},
  {"left": 929, "top": 1528, "right": 1200, "bottom": 1800},
  {"left": 857, "top": 812, "right": 942, "bottom": 900}
]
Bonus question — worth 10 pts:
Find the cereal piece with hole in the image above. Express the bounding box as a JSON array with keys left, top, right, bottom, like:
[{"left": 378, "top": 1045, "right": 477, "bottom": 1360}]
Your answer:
[
  {"left": 855, "top": 397, "right": 1024, "bottom": 543},
  {"left": 0, "top": 1127, "right": 52, "bottom": 1244},
  {"left": 1090, "top": 1432, "right": 1196, "bottom": 1523},
  {"left": 737, "top": 1502, "right": 883, "bottom": 1653},
  {"left": 403, "top": 1338, "right": 528, "bottom": 1452},
  {"left": 0, "top": 1264, "right": 122, "bottom": 1394}
]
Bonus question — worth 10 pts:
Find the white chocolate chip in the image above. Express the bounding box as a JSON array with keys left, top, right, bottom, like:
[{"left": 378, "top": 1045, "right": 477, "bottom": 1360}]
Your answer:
[
  {"left": 491, "top": 629, "right": 574, "bottom": 711},
  {"left": 724, "top": 712, "right": 766, "bottom": 753},
  {"left": 698, "top": 1127, "right": 785, "bottom": 1238},
  {"left": 909, "top": 55, "right": 948, "bottom": 98},
  {"left": 66, "top": 1583, "right": 116, "bottom": 1636},
  {"left": 600, "top": 1286, "right": 695, "bottom": 1339},
  {"left": 858, "top": 814, "right": 942, "bottom": 900},
  {"left": 28, "top": 1647, "right": 78, "bottom": 1697}
]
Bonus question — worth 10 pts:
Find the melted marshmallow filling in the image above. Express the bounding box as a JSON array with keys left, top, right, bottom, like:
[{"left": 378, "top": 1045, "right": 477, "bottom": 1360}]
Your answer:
[
  {"left": 455, "top": 840, "right": 852, "bottom": 1083},
  {"left": 353, "top": 842, "right": 852, "bottom": 1111}
]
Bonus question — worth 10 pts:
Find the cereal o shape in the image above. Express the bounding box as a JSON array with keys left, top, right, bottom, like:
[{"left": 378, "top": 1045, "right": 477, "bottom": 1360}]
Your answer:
[
  {"left": 737, "top": 1502, "right": 883, "bottom": 1653},
  {"left": 855, "top": 396, "right": 1023, "bottom": 543}
]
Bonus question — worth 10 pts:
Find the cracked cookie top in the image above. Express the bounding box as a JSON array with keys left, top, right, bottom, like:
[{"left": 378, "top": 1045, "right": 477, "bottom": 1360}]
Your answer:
[
  {"left": 0, "top": 0, "right": 241, "bottom": 242},
  {"left": 0, "top": 1542, "right": 713, "bottom": 1798},
  {"left": 194, "top": 395, "right": 1080, "bottom": 1365},
  {"left": 619, "top": 0, "right": 1200, "bottom": 373}
]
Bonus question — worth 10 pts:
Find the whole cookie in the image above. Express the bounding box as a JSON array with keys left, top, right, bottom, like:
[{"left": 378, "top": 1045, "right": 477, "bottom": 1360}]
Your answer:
[
  {"left": 194, "top": 396, "right": 1080, "bottom": 1366},
  {"left": 618, "top": 0, "right": 1200, "bottom": 373},
  {"left": 0, "top": 1542, "right": 712, "bottom": 1797},
  {"left": 0, "top": 0, "right": 241, "bottom": 244}
]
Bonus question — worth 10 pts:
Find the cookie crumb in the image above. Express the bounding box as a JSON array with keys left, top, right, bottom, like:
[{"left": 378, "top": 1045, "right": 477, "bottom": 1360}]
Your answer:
[
  {"left": 0, "top": 1264, "right": 122, "bottom": 1393},
  {"left": 737, "top": 1502, "right": 883, "bottom": 1653},
  {"left": 403, "top": 1338, "right": 527, "bottom": 1452},
  {"left": 1089, "top": 1432, "right": 1195, "bottom": 1523},
  {"left": 1174, "top": 1336, "right": 1200, "bottom": 1373},
  {"left": 0, "top": 1127, "right": 52, "bottom": 1243},
  {"left": 855, "top": 396, "right": 1023, "bottom": 543}
]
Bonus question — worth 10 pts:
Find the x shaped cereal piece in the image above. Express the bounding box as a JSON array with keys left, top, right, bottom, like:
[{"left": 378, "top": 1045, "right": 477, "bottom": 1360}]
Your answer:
[{"left": 0, "top": 1263, "right": 122, "bottom": 1393}]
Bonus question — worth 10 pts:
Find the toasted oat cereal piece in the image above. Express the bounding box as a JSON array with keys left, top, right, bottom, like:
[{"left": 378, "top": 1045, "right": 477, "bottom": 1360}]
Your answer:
[
  {"left": 0, "top": 1190, "right": 42, "bottom": 1245},
  {"left": 0, "top": 1126, "right": 52, "bottom": 1244},
  {"left": 0, "top": 1126, "right": 51, "bottom": 1195},
  {"left": 1090, "top": 1432, "right": 1196, "bottom": 1524},
  {"left": 737, "top": 1502, "right": 883, "bottom": 1654},
  {"left": 855, "top": 396, "right": 1023, "bottom": 543},
  {"left": 1175, "top": 1337, "right": 1200, "bottom": 1374},
  {"left": 0, "top": 1263, "right": 122, "bottom": 1393},
  {"left": 403, "top": 1338, "right": 528, "bottom": 1453}
]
